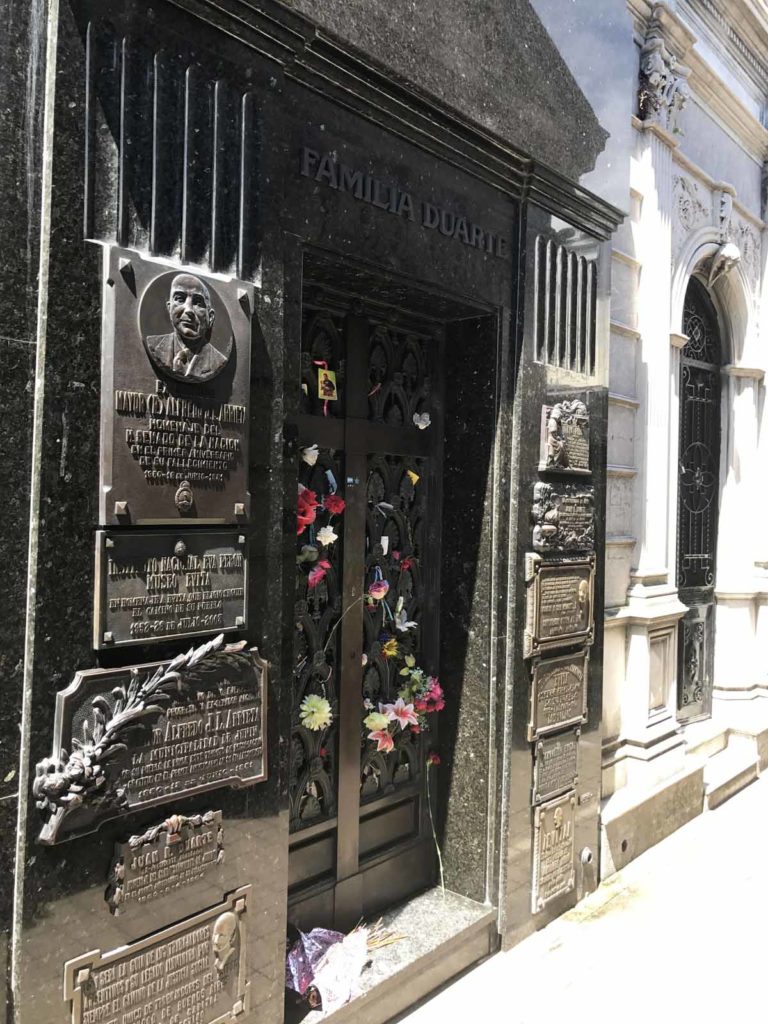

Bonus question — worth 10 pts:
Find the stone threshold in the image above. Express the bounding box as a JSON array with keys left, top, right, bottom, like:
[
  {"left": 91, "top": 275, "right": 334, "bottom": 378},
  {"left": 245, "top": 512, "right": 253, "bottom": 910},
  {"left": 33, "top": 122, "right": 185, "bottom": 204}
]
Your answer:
[{"left": 288, "top": 889, "right": 497, "bottom": 1024}]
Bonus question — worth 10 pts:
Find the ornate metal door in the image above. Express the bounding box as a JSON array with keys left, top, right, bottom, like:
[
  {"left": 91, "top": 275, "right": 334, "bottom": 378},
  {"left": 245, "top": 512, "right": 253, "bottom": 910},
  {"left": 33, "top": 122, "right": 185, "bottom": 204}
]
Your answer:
[
  {"left": 676, "top": 277, "right": 722, "bottom": 723},
  {"left": 289, "top": 274, "right": 444, "bottom": 928}
]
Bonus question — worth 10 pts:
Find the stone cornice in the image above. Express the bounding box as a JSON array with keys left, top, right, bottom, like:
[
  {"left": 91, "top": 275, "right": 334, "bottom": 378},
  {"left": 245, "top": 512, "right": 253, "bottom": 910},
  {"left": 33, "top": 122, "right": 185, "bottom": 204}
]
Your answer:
[
  {"left": 630, "top": 1, "right": 768, "bottom": 163},
  {"left": 168, "top": 0, "right": 625, "bottom": 239}
]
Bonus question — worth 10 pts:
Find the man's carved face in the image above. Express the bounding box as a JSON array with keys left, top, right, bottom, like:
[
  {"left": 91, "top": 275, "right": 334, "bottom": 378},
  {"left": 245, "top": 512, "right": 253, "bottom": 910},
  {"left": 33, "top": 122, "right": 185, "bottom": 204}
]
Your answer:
[{"left": 167, "top": 274, "right": 215, "bottom": 345}]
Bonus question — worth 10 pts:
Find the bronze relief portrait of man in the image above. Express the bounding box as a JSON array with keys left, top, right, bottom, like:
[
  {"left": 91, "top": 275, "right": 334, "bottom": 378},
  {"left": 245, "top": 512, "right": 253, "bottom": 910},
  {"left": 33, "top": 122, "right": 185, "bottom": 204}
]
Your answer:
[{"left": 143, "top": 272, "right": 233, "bottom": 384}]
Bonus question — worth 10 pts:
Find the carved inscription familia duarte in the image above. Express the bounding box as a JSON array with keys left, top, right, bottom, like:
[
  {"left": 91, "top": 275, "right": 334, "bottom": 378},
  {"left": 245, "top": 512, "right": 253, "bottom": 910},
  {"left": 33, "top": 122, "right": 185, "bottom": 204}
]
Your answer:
[
  {"left": 528, "top": 651, "right": 589, "bottom": 741},
  {"left": 64, "top": 886, "right": 250, "bottom": 1024},
  {"left": 33, "top": 636, "right": 267, "bottom": 844},
  {"left": 300, "top": 147, "right": 510, "bottom": 259},
  {"left": 107, "top": 811, "right": 224, "bottom": 915},
  {"left": 532, "top": 793, "right": 576, "bottom": 913},
  {"left": 533, "top": 730, "right": 580, "bottom": 804},
  {"left": 95, "top": 530, "right": 247, "bottom": 648},
  {"left": 524, "top": 552, "right": 595, "bottom": 658}
]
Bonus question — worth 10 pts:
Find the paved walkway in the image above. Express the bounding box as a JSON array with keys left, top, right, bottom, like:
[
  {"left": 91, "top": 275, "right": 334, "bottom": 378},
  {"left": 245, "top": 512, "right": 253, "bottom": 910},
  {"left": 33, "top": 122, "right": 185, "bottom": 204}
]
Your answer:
[{"left": 400, "top": 774, "right": 768, "bottom": 1023}]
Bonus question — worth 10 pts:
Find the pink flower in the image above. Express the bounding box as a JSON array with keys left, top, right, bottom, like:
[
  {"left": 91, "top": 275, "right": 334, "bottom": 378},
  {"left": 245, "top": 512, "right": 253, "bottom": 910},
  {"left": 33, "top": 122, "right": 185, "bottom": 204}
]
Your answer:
[
  {"left": 307, "top": 559, "right": 331, "bottom": 589},
  {"left": 410, "top": 724, "right": 421, "bottom": 734},
  {"left": 368, "top": 580, "right": 390, "bottom": 601},
  {"left": 368, "top": 729, "right": 394, "bottom": 753},
  {"left": 400, "top": 557, "right": 414, "bottom": 572},
  {"left": 381, "top": 697, "right": 419, "bottom": 731}
]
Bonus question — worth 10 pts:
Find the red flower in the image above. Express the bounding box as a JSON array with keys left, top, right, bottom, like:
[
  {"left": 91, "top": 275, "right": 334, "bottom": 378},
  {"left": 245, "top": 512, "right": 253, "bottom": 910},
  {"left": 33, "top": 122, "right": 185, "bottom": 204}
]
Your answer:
[
  {"left": 400, "top": 557, "right": 414, "bottom": 572},
  {"left": 319, "top": 746, "right": 328, "bottom": 757},
  {"left": 324, "top": 494, "right": 346, "bottom": 515},
  {"left": 427, "top": 752, "right": 441, "bottom": 766},
  {"left": 308, "top": 559, "right": 331, "bottom": 589},
  {"left": 410, "top": 724, "right": 421, "bottom": 734},
  {"left": 297, "top": 487, "right": 320, "bottom": 536}
]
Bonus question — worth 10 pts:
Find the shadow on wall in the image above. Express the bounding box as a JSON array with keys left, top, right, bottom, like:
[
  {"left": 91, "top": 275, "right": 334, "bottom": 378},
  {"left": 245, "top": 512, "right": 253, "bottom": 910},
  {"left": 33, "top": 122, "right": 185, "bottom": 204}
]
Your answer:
[{"left": 286, "top": 0, "right": 609, "bottom": 183}]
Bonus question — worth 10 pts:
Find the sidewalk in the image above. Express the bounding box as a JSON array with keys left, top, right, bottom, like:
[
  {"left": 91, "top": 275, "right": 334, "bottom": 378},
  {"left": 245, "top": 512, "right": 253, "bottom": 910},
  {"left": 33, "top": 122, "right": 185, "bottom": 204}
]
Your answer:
[{"left": 398, "top": 773, "right": 768, "bottom": 1023}]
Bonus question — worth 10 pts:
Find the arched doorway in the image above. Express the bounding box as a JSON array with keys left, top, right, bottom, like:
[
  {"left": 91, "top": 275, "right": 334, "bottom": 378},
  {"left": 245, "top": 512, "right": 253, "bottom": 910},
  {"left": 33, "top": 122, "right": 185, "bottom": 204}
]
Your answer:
[{"left": 676, "top": 276, "right": 723, "bottom": 723}]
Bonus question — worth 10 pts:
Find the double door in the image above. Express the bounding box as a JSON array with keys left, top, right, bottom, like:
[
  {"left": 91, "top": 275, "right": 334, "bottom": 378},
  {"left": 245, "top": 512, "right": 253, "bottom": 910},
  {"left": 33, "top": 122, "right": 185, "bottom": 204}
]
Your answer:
[{"left": 288, "top": 280, "right": 444, "bottom": 928}]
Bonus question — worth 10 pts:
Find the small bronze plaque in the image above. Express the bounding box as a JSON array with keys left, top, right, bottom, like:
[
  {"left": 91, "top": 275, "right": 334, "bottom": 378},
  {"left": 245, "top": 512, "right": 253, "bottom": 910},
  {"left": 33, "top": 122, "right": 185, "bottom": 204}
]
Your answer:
[
  {"left": 99, "top": 247, "right": 253, "bottom": 525},
  {"left": 34, "top": 638, "right": 267, "bottom": 844},
  {"left": 528, "top": 651, "right": 589, "bottom": 741},
  {"left": 539, "top": 400, "right": 590, "bottom": 474},
  {"left": 533, "top": 730, "right": 580, "bottom": 804},
  {"left": 64, "top": 886, "right": 251, "bottom": 1024},
  {"left": 95, "top": 529, "right": 247, "bottom": 649},
  {"left": 107, "top": 810, "right": 224, "bottom": 914},
  {"left": 532, "top": 481, "right": 594, "bottom": 553},
  {"left": 532, "top": 792, "right": 576, "bottom": 913},
  {"left": 524, "top": 552, "right": 595, "bottom": 658}
]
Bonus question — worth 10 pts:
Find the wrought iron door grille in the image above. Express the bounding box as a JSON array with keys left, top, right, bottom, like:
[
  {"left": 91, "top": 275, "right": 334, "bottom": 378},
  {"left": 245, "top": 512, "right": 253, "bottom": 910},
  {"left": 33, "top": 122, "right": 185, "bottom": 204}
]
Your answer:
[
  {"left": 677, "top": 280, "right": 721, "bottom": 590},
  {"left": 676, "top": 277, "right": 722, "bottom": 722}
]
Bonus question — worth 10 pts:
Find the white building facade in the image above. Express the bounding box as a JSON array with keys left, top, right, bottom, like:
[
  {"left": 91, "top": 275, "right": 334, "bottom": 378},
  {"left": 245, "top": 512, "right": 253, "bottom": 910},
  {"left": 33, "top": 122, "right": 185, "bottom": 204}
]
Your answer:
[{"left": 601, "top": 0, "right": 768, "bottom": 871}]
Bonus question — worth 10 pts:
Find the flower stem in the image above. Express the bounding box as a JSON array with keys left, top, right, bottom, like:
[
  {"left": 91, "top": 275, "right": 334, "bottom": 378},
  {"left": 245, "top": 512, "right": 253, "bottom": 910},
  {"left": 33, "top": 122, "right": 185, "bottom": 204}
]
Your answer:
[
  {"left": 323, "top": 595, "right": 364, "bottom": 655},
  {"left": 426, "top": 762, "right": 446, "bottom": 897}
]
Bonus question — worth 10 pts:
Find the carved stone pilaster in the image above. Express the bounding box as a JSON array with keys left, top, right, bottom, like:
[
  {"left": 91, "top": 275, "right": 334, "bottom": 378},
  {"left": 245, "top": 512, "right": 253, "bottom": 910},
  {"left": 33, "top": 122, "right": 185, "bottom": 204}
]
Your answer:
[{"left": 638, "top": 12, "right": 691, "bottom": 136}]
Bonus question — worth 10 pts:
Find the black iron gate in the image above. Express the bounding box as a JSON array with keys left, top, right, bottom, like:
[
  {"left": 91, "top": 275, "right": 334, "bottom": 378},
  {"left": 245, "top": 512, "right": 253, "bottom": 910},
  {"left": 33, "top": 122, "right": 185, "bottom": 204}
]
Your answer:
[
  {"left": 288, "top": 266, "right": 444, "bottom": 928},
  {"left": 676, "top": 277, "right": 722, "bottom": 722}
]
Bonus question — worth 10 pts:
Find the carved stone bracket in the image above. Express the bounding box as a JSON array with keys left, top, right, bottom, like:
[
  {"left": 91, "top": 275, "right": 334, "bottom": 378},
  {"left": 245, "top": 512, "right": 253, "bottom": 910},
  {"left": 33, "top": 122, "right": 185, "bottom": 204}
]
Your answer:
[{"left": 638, "top": 12, "right": 691, "bottom": 136}]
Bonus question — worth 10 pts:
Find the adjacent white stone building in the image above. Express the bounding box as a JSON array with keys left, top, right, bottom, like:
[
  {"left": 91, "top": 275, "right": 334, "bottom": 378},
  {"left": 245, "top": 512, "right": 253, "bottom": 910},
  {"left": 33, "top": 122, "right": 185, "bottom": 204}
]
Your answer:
[{"left": 601, "top": 0, "right": 768, "bottom": 871}]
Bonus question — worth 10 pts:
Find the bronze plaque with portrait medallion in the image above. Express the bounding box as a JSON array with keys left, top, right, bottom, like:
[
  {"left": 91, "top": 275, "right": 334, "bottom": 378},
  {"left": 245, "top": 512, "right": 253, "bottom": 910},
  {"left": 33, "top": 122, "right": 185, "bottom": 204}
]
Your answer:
[{"left": 99, "top": 247, "right": 253, "bottom": 525}]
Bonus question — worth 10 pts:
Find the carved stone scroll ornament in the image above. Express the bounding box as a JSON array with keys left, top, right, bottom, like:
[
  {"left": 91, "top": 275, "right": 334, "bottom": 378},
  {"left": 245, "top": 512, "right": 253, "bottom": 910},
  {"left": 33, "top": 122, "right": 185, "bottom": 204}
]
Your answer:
[
  {"left": 707, "top": 241, "right": 741, "bottom": 289},
  {"left": 638, "top": 18, "right": 690, "bottom": 135},
  {"left": 33, "top": 634, "right": 265, "bottom": 844}
]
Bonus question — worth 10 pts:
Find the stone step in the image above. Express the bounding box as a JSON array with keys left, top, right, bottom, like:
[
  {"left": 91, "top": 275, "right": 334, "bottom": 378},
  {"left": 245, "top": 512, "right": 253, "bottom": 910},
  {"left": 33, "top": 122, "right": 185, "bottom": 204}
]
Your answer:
[
  {"left": 704, "top": 738, "right": 759, "bottom": 810},
  {"left": 684, "top": 719, "right": 729, "bottom": 762}
]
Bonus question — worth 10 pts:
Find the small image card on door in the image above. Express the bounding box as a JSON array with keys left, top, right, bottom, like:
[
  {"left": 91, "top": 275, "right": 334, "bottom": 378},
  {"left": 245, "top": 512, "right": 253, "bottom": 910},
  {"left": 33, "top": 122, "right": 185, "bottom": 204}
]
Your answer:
[{"left": 318, "top": 368, "right": 338, "bottom": 400}]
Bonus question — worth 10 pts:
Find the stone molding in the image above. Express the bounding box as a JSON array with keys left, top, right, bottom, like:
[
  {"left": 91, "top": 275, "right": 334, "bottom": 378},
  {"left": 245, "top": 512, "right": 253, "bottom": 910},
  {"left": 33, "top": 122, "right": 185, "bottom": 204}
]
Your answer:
[{"left": 630, "top": 2, "right": 768, "bottom": 162}]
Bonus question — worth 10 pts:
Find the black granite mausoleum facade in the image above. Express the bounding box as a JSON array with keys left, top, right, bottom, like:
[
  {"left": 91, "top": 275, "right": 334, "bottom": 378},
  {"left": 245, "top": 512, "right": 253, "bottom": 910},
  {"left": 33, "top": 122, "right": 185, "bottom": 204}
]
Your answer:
[{"left": 0, "top": 1, "right": 624, "bottom": 1021}]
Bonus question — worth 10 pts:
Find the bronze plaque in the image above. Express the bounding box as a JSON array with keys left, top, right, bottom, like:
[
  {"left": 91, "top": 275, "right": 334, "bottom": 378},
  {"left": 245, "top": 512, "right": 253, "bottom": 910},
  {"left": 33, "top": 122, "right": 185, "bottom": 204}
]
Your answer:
[
  {"left": 539, "top": 400, "right": 590, "bottom": 474},
  {"left": 33, "top": 638, "right": 267, "bottom": 844},
  {"left": 64, "top": 886, "right": 251, "bottom": 1024},
  {"left": 531, "top": 481, "right": 594, "bottom": 552},
  {"left": 532, "top": 792, "right": 576, "bottom": 913},
  {"left": 524, "top": 552, "right": 595, "bottom": 658},
  {"left": 533, "top": 729, "right": 580, "bottom": 804},
  {"left": 99, "top": 247, "right": 253, "bottom": 526},
  {"left": 528, "top": 651, "right": 589, "bottom": 741},
  {"left": 107, "top": 810, "right": 224, "bottom": 915},
  {"left": 95, "top": 529, "right": 247, "bottom": 649}
]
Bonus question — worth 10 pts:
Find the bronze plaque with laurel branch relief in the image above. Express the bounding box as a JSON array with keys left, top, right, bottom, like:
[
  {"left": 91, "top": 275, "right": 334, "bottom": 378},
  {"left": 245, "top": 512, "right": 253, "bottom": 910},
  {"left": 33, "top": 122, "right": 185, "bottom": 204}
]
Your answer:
[{"left": 33, "top": 639, "right": 267, "bottom": 844}]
